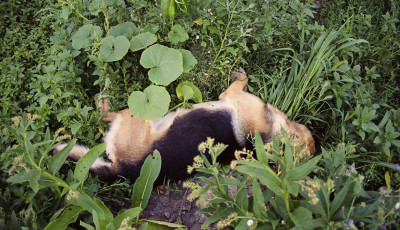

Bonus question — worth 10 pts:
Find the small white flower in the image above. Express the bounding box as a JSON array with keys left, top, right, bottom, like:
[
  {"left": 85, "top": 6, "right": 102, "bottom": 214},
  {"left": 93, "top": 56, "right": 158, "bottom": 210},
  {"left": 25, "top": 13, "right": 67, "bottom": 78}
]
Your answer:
[
  {"left": 395, "top": 202, "right": 400, "bottom": 210},
  {"left": 196, "top": 35, "right": 200, "bottom": 39},
  {"left": 247, "top": 219, "right": 254, "bottom": 226}
]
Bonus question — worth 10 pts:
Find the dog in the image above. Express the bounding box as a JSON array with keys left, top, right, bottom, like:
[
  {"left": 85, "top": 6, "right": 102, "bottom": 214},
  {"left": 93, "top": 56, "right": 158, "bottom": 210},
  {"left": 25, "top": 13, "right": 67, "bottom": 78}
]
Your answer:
[{"left": 54, "top": 68, "right": 315, "bottom": 182}]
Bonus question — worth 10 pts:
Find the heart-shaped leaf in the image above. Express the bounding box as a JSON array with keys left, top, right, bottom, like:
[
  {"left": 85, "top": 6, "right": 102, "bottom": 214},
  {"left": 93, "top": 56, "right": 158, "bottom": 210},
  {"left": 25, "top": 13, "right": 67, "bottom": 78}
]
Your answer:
[
  {"left": 99, "top": 35, "right": 130, "bottom": 62},
  {"left": 88, "top": 0, "right": 102, "bottom": 16},
  {"left": 178, "top": 49, "right": 197, "bottom": 73},
  {"left": 176, "top": 81, "right": 202, "bottom": 103},
  {"left": 71, "top": 24, "right": 103, "bottom": 50},
  {"left": 128, "top": 85, "right": 171, "bottom": 120},
  {"left": 109, "top": 22, "right": 139, "bottom": 40},
  {"left": 140, "top": 44, "right": 183, "bottom": 86},
  {"left": 130, "top": 32, "right": 157, "bottom": 52},
  {"left": 168, "top": 24, "right": 188, "bottom": 44}
]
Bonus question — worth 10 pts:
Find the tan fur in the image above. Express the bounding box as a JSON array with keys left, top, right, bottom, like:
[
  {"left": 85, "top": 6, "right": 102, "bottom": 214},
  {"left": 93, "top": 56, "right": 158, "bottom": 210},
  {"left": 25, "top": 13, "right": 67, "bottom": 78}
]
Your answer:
[
  {"left": 220, "top": 67, "right": 315, "bottom": 155},
  {"left": 55, "top": 67, "right": 315, "bottom": 180}
]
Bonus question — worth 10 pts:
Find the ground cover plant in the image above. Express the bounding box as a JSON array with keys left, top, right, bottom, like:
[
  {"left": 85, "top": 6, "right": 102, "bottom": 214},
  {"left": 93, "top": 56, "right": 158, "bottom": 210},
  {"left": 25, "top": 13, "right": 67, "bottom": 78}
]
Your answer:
[{"left": 1, "top": 0, "right": 399, "bottom": 229}]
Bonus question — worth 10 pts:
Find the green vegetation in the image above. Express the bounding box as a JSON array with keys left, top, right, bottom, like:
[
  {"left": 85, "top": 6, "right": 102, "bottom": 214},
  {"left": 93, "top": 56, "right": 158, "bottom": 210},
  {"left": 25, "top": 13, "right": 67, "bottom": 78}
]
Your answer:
[{"left": 1, "top": 0, "right": 399, "bottom": 229}]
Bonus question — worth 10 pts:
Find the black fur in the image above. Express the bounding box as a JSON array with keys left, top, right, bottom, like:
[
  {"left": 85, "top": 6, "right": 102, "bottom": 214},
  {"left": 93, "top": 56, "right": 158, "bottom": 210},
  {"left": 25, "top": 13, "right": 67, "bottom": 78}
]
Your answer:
[{"left": 115, "top": 108, "right": 246, "bottom": 183}]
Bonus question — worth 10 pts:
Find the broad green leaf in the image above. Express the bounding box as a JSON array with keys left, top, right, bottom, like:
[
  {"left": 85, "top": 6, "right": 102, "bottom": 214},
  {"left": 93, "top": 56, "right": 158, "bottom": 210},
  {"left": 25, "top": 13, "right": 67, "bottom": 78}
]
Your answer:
[
  {"left": 29, "top": 169, "right": 41, "bottom": 193},
  {"left": 7, "top": 170, "right": 33, "bottom": 184},
  {"left": 236, "top": 161, "right": 284, "bottom": 197},
  {"left": 373, "top": 136, "right": 382, "bottom": 144},
  {"left": 141, "top": 24, "right": 159, "bottom": 34},
  {"left": 39, "top": 95, "right": 49, "bottom": 107},
  {"left": 113, "top": 208, "right": 142, "bottom": 228},
  {"left": 44, "top": 206, "right": 84, "bottom": 230},
  {"left": 331, "top": 178, "right": 353, "bottom": 215},
  {"left": 203, "top": 204, "right": 233, "bottom": 226},
  {"left": 138, "top": 223, "right": 148, "bottom": 230},
  {"left": 254, "top": 131, "right": 268, "bottom": 165},
  {"left": 106, "top": 223, "right": 114, "bottom": 230},
  {"left": 140, "top": 219, "right": 188, "bottom": 229},
  {"left": 99, "top": 35, "right": 130, "bottom": 62},
  {"left": 67, "top": 191, "right": 105, "bottom": 220},
  {"left": 392, "top": 139, "right": 400, "bottom": 147},
  {"left": 94, "top": 198, "right": 114, "bottom": 223},
  {"left": 236, "top": 186, "right": 249, "bottom": 212},
  {"left": 177, "top": 49, "right": 197, "bottom": 73},
  {"left": 219, "top": 176, "right": 244, "bottom": 186},
  {"left": 132, "top": 150, "right": 162, "bottom": 210},
  {"left": 252, "top": 179, "right": 269, "bottom": 219},
  {"left": 161, "top": 0, "right": 175, "bottom": 19},
  {"left": 88, "top": 0, "right": 102, "bottom": 16},
  {"left": 140, "top": 44, "right": 183, "bottom": 86},
  {"left": 168, "top": 24, "right": 189, "bottom": 44},
  {"left": 92, "top": 210, "right": 101, "bottom": 230},
  {"left": 80, "top": 221, "right": 95, "bottom": 230},
  {"left": 10, "top": 211, "right": 20, "bottom": 229},
  {"left": 73, "top": 143, "right": 106, "bottom": 184},
  {"left": 282, "top": 130, "right": 294, "bottom": 170},
  {"left": 181, "top": 85, "right": 193, "bottom": 102},
  {"left": 284, "top": 179, "right": 300, "bottom": 196},
  {"left": 72, "top": 24, "right": 103, "bottom": 50},
  {"left": 285, "top": 155, "right": 322, "bottom": 182},
  {"left": 385, "top": 120, "right": 395, "bottom": 133},
  {"left": 128, "top": 85, "right": 171, "bottom": 120},
  {"left": 71, "top": 123, "right": 82, "bottom": 135},
  {"left": 176, "top": 81, "right": 202, "bottom": 103},
  {"left": 130, "top": 32, "right": 157, "bottom": 52},
  {"left": 289, "top": 206, "right": 323, "bottom": 229},
  {"left": 109, "top": 22, "right": 139, "bottom": 39}
]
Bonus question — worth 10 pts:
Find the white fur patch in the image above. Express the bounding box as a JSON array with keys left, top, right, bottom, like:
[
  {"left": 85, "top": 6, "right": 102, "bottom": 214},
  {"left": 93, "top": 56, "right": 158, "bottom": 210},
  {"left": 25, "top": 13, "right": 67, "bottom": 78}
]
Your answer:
[
  {"left": 91, "top": 157, "right": 112, "bottom": 169},
  {"left": 271, "top": 109, "right": 287, "bottom": 133},
  {"left": 55, "top": 143, "right": 89, "bottom": 159},
  {"left": 104, "top": 114, "right": 123, "bottom": 162},
  {"left": 151, "top": 111, "right": 177, "bottom": 132}
]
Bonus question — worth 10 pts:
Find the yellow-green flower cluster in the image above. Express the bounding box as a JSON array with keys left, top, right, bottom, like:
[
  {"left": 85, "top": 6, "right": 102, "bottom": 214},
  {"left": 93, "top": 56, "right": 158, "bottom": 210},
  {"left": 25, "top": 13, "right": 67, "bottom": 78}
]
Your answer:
[
  {"left": 326, "top": 179, "right": 335, "bottom": 193},
  {"left": 8, "top": 155, "right": 29, "bottom": 176},
  {"left": 18, "top": 207, "right": 33, "bottom": 219},
  {"left": 187, "top": 155, "right": 204, "bottom": 174},
  {"left": 119, "top": 217, "right": 136, "bottom": 230},
  {"left": 11, "top": 116, "right": 22, "bottom": 127},
  {"left": 26, "top": 113, "right": 41, "bottom": 121},
  {"left": 183, "top": 181, "right": 202, "bottom": 202},
  {"left": 54, "top": 127, "right": 72, "bottom": 141},
  {"left": 234, "top": 149, "right": 253, "bottom": 160},
  {"left": 216, "top": 212, "right": 238, "bottom": 229},
  {"left": 66, "top": 190, "right": 80, "bottom": 201},
  {"left": 303, "top": 179, "right": 321, "bottom": 205}
]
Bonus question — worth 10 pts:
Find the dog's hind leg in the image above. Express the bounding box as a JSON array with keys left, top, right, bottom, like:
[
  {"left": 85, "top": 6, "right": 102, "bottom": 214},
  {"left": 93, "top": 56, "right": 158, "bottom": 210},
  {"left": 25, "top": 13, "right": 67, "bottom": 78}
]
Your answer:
[
  {"left": 219, "top": 67, "right": 248, "bottom": 100},
  {"left": 97, "top": 98, "right": 117, "bottom": 122},
  {"left": 53, "top": 143, "right": 119, "bottom": 181}
]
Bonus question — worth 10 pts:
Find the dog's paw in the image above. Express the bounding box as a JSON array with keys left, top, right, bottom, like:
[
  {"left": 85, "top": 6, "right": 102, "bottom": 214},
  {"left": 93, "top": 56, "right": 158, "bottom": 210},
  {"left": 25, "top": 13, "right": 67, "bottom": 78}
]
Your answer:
[{"left": 232, "top": 67, "right": 247, "bottom": 80}]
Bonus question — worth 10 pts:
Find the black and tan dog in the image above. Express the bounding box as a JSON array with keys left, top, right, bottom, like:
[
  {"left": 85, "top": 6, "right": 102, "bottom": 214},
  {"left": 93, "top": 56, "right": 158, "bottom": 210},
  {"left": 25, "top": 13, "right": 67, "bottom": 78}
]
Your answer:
[{"left": 54, "top": 68, "right": 315, "bottom": 182}]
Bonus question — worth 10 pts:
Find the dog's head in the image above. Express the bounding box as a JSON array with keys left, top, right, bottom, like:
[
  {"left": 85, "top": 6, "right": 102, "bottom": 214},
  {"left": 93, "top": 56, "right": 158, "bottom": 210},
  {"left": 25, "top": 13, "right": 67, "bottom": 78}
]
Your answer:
[{"left": 291, "top": 122, "right": 316, "bottom": 156}]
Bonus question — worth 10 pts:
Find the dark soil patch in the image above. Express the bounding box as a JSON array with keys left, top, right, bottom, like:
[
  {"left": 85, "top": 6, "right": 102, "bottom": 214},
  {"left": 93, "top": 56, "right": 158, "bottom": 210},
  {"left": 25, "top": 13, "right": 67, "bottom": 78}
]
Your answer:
[{"left": 140, "top": 182, "right": 207, "bottom": 230}]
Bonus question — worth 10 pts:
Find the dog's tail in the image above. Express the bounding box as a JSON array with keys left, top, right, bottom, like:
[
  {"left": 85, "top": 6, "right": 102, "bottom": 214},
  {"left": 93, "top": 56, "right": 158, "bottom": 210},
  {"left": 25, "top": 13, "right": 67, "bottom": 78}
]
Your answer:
[{"left": 53, "top": 143, "right": 118, "bottom": 181}]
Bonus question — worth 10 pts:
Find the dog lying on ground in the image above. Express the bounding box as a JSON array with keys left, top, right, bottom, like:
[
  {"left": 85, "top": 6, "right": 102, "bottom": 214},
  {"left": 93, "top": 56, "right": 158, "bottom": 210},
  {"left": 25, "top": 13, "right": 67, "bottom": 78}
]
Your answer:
[{"left": 54, "top": 68, "right": 315, "bottom": 182}]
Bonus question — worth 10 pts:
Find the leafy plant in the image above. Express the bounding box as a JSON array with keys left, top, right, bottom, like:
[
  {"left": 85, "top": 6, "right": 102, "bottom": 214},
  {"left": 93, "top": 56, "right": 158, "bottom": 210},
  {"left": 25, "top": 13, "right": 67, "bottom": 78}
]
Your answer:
[
  {"left": 4, "top": 116, "right": 186, "bottom": 229},
  {"left": 263, "top": 27, "right": 367, "bottom": 123},
  {"left": 187, "top": 132, "right": 400, "bottom": 229}
]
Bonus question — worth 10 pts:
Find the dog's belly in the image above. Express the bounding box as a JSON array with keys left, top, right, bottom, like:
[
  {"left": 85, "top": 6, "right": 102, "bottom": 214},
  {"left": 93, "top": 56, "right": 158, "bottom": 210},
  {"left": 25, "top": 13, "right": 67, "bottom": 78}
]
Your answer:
[{"left": 119, "top": 108, "right": 243, "bottom": 182}]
